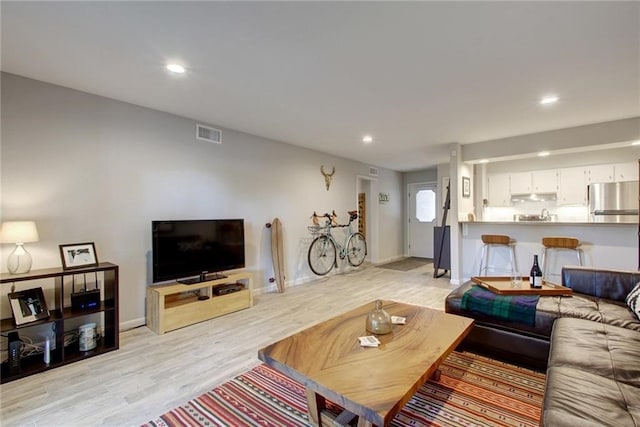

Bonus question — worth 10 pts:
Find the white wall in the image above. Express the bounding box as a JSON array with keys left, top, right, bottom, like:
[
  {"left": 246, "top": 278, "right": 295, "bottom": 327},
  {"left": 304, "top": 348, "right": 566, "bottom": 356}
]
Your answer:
[
  {"left": 462, "top": 117, "right": 640, "bottom": 162},
  {"left": 0, "top": 73, "right": 404, "bottom": 327}
]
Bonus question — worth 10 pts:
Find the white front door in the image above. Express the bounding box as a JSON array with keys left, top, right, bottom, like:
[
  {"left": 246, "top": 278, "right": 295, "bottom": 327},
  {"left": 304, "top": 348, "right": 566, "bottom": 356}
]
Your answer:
[{"left": 408, "top": 183, "right": 437, "bottom": 258}]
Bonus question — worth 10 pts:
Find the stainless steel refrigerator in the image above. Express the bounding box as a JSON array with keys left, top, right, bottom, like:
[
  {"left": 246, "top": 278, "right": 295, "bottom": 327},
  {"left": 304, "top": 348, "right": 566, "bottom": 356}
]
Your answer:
[{"left": 588, "top": 181, "right": 639, "bottom": 223}]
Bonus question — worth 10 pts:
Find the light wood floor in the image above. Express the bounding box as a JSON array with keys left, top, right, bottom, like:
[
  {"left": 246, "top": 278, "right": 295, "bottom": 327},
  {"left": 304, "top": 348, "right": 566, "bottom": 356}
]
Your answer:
[{"left": 0, "top": 263, "right": 455, "bottom": 426}]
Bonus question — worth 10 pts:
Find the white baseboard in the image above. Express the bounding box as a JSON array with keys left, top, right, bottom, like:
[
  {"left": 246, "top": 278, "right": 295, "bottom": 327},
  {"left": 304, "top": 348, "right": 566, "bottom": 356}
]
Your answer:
[
  {"left": 251, "top": 274, "right": 316, "bottom": 296},
  {"left": 120, "top": 317, "right": 145, "bottom": 331},
  {"left": 374, "top": 255, "right": 406, "bottom": 265}
]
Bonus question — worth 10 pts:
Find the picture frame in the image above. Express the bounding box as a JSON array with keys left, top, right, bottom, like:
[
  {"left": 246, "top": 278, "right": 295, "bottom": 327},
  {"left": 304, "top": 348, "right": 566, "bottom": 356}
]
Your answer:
[
  {"left": 8, "top": 287, "right": 50, "bottom": 326},
  {"left": 462, "top": 176, "right": 471, "bottom": 198},
  {"left": 59, "top": 242, "right": 99, "bottom": 270}
]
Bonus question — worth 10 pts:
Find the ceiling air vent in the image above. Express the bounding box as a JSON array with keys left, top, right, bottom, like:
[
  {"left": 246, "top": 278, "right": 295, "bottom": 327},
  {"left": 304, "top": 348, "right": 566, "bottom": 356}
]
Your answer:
[
  {"left": 369, "top": 167, "right": 379, "bottom": 177},
  {"left": 196, "top": 124, "right": 222, "bottom": 144}
]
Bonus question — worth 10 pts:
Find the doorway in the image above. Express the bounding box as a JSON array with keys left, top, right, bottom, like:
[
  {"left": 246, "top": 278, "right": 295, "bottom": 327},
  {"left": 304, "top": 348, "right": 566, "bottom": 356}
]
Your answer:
[
  {"left": 408, "top": 182, "right": 437, "bottom": 258},
  {"left": 357, "top": 176, "right": 378, "bottom": 263}
]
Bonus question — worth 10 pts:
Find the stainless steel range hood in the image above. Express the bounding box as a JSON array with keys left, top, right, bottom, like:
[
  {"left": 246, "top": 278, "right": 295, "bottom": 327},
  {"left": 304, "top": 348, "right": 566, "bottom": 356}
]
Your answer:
[{"left": 510, "top": 193, "right": 557, "bottom": 203}]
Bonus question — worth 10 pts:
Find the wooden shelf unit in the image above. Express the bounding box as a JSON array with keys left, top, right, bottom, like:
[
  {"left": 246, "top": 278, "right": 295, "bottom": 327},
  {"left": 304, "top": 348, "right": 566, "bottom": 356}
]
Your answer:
[
  {"left": 146, "top": 271, "right": 253, "bottom": 334},
  {"left": 0, "top": 262, "right": 119, "bottom": 384}
]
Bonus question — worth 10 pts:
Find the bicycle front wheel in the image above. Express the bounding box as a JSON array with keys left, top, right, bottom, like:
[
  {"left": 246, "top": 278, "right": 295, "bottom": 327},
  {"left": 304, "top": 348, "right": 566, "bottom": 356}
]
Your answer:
[
  {"left": 346, "top": 232, "right": 367, "bottom": 267},
  {"left": 308, "top": 235, "right": 337, "bottom": 275}
]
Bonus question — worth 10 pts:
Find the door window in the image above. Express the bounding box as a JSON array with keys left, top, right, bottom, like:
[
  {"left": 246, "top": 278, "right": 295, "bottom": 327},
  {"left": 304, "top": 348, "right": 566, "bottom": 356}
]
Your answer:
[{"left": 416, "top": 189, "right": 436, "bottom": 222}]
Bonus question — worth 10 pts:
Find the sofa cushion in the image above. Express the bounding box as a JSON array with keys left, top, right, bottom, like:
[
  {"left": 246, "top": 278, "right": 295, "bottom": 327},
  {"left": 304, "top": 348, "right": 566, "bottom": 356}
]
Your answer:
[
  {"left": 543, "top": 367, "right": 640, "bottom": 427},
  {"left": 548, "top": 318, "right": 640, "bottom": 387},
  {"left": 626, "top": 281, "right": 640, "bottom": 320},
  {"left": 543, "top": 318, "right": 640, "bottom": 426},
  {"left": 537, "top": 294, "right": 640, "bottom": 332},
  {"left": 562, "top": 266, "right": 640, "bottom": 302}
]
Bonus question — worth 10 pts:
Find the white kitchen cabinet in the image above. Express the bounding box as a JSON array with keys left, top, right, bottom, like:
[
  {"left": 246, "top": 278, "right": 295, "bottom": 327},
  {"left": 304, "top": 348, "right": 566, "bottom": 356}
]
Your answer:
[
  {"left": 586, "top": 164, "right": 614, "bottom": 184},
  {"left": 509, "top": 172, "right": 532, "bottom": 194},
  {"left": 532, "top": 169, "right": 558, "bottom": 193},
  {"left": 509, "top": 170, "right": 558, "bottom": 195},
  {"left": 558, "top": 166, "right": 587, "bottom": 205},
  {"left": 613, "top": 162, "right": 638, "bottom": 182},
  {"left": 488, "top": 173, "right": 511, "bottom": 207}
]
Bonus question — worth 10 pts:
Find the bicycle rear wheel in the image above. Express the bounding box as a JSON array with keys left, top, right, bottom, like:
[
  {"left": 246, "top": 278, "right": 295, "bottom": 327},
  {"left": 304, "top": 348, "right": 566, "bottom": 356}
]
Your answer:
[
  {"left": 308, "top": 235, "right": 337, "bottom": 275},
  {"left": 346, "top": 232, "right": 367, "bottom": 267}
]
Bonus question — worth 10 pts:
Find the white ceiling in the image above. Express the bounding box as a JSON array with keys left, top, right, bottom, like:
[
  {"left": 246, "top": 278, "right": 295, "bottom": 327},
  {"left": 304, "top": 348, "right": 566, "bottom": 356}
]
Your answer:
[{"left": 2, "top": 1, "right": 638, "bottom": 171}]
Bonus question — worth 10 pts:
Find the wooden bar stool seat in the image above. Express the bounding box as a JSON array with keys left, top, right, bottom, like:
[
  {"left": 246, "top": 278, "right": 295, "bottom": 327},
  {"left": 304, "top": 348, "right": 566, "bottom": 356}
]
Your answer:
[
  {"left": 541, "top": 236, "right": 583, "bottom": 281},
  {"left": 479, "top": 234, "right": 517, "bottom": 276}
]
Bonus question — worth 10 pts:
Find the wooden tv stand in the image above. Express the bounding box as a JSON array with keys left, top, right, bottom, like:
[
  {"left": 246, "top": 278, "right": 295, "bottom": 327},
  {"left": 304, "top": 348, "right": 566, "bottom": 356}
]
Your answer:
[{"left": 146, "top": 272, "right": 252, "bottom": 334}]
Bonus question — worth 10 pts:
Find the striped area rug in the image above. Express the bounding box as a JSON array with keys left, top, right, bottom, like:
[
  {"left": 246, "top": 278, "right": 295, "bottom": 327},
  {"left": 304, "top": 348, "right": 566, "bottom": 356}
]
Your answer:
[{"left": 144, "top": 351, "right": 545, "bottom": 427}]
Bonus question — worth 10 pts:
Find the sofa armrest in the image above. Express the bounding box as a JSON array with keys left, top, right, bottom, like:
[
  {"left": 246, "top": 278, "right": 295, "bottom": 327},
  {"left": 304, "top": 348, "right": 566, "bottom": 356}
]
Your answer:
[{"left": 561, "top": 266, "right": 640, "bottom": 303}]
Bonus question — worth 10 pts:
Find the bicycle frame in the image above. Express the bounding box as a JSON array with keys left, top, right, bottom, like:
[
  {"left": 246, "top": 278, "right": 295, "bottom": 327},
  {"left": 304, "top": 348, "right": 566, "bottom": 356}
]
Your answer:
[{"left": 322, "top": 222, "right": 356, "bottom": 263}]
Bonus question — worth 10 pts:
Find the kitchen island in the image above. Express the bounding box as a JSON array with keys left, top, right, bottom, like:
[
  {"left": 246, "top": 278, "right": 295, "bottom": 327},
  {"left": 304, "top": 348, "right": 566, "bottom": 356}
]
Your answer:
[{"left": 459, "top": 221, "right": 638, "bottom": 281}]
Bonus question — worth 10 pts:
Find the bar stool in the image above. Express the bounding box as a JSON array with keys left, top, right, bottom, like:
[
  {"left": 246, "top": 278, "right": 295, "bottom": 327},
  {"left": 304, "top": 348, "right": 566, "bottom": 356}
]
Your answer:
[
  {"left": 479, "top": 234, "right": 518, "bottom": 275},
  {"left": 541, "top": 237, "right": 583, "bottom": 281}
]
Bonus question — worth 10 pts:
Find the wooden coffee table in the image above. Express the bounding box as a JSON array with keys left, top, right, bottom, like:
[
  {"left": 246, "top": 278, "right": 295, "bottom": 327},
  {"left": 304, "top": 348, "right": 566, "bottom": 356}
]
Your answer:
[{"left": 258, "top": 300, "right": 474, "bottom": 427}]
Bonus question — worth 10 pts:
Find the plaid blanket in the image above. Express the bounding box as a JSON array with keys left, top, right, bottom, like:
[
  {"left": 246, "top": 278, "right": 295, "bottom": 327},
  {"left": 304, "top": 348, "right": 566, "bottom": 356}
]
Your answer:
[{"left": 461, "top": 285, "right": 539, "bottom": 326}]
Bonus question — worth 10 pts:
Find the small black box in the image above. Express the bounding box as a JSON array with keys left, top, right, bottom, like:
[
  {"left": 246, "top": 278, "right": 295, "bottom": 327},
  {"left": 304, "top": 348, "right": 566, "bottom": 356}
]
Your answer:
[
  {"left": 71, "top": 289, "right": 100, "bottom": 311},
  {"left": 213, "top": 283, "right": 244, "bottom": 296}
]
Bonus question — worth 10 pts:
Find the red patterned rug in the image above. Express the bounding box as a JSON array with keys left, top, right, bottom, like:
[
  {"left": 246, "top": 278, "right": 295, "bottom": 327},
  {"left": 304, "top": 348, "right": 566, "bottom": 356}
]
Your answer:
[{"left": 144, "top": 351, "right": 545, "bottom": 426}]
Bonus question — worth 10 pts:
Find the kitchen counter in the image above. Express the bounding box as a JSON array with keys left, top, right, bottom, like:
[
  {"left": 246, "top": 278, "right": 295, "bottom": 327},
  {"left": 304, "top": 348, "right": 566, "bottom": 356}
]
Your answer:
[
  {"left": 459, "top": 221, "right": 638, "bottom": 281},
  {"left": 460, "top": 220, "right": 637, "bottom": 226}
]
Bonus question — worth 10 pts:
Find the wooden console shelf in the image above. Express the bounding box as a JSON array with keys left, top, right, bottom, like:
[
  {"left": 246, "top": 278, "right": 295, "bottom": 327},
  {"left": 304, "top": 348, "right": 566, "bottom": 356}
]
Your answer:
[{"left": 146, "top": 272, "right": 253, "bottom": 334}]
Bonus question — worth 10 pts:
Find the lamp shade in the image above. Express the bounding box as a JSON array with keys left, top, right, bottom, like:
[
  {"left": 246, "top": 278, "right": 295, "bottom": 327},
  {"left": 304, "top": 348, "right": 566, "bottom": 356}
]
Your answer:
[{"left": 0, "top": 221, "right": 40, "bottom": 244}]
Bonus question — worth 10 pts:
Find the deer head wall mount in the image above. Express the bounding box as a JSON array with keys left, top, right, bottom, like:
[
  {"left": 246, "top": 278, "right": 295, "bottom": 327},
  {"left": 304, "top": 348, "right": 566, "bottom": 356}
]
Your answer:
[{"left": 320, "top": 165, "right": 335, "bottom": 191}]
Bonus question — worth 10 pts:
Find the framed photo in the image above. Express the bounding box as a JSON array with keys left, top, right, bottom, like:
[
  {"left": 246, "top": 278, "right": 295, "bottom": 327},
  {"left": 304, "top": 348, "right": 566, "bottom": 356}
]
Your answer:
[
  {"left": 59, "top": 242, "right": 99, "bottom": 270},
  {"left": 462, "top": 176, "right": 471, "bottom": 198},
  {"left": 8, "top": 287, "right": 50, "bottom": 326}
]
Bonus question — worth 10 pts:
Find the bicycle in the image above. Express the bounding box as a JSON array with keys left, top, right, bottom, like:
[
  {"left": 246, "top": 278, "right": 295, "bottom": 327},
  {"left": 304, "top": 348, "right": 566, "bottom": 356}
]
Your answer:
[{"left": 307, "top": 210, "right": 367, "bottom": 275}]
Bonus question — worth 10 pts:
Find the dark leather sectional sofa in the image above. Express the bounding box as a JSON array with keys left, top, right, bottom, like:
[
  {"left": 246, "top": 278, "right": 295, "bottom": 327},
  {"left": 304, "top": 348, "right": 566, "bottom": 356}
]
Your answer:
[{"left": 445, "top": 266, "right": 640, "bottom": 426}]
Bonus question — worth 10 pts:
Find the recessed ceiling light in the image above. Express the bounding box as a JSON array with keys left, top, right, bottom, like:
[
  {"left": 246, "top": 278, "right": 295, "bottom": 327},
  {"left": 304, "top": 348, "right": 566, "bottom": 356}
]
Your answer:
[
  {"left": 166, "top": 63, "right": 186, "bottom": 74},
  {"left": 540, "top": 95, "right": 558, "bottom": 105},
  {"left": 538, "top": 151, "right": 550, "bottom": 157},
  {"left": 631, "top": 140, "right": 640, "bottom": 146},
  {"left": 362, "top": 135, "right": 373, "bottom": 143}
]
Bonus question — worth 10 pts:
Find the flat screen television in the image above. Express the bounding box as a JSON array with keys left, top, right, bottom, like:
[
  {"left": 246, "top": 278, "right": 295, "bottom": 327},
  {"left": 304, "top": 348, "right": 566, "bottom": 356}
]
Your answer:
[{"left": 152, "top": 219, "right": 245, "bottom": 284}]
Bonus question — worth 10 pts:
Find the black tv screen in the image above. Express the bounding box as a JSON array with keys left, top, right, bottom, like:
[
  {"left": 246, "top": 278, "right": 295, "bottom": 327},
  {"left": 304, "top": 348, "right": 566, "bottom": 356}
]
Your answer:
[{"left": 152, "top": 219, "right": 245, "bottom": 283}]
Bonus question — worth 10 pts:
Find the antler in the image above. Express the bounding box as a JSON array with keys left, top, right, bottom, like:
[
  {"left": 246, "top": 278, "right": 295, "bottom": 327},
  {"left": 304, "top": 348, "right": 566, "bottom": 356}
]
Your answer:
[
  {"left": 320, "top": 165, "right": 335, "bottom": 177},
  {"left": 320, "top": 165, "right": 335, "bottom": 191}
]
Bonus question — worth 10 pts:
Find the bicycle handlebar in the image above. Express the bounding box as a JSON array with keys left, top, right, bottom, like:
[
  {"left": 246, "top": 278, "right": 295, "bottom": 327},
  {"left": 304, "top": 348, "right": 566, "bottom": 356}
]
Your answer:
[{"left": 310, "top": 210, "right": 358, "bottom": 229}]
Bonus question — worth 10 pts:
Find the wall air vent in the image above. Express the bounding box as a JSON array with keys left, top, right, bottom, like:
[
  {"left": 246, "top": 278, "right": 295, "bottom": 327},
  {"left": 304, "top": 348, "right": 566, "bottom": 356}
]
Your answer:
[
  {"left": 196, "top": 124, "right": 222, "bottom": 144},
  {"left": 369, "top": 167, "right": 379, "bottom": 176}
]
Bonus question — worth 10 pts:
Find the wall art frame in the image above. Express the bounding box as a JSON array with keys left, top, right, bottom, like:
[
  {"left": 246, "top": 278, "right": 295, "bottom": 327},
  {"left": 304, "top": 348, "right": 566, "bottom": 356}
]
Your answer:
[
  {"left": 462, "top": 176, "right": 471, "bottom": 198},
  {"left": 59, "top": 242, "right": 99, "bottom": 270}
]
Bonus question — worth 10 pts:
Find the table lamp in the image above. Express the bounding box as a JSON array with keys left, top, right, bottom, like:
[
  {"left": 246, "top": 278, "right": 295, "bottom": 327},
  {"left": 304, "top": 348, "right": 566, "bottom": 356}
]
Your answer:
[{"left": 0, "top": 221, "right": 40, "bottom": 274}]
